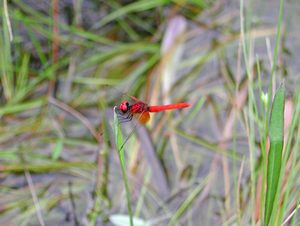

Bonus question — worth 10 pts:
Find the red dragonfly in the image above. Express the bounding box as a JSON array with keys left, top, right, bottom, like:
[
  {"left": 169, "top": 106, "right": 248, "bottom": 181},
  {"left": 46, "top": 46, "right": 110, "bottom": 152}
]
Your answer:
[{"left": 104, "top": 85, "right": 191, "bottom": 150}]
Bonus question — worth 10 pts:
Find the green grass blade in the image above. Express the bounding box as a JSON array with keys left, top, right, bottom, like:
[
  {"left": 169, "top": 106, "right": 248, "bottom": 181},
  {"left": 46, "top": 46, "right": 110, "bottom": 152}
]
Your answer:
[
  {"left": 16, "top": 52, "right": 30, "bottom": 94},
  {"left": 52, "top": 138, "right": 64, "bottom": 161},
  {"left": 170, "top": 126, "right": 244, "bottom": 161},
  {"left": 0, "top": 8, "right": 14, "bottom": 102},
  {"left": 114, "top": 107, "right": 124, "bottom": 152},
  {"left": 22, "top": 23, "right": 48, "bottom": 67},
  {"left": 278, "top": 86, "right": 300, "bottom": 224},
  {"left": 264, "top": 81, "right": 285, "bottom": 226},
  {"left": 166, "top": 177, "right": 209, "bottom": 226},
  {"left": 114, "top": 107, "right": 133, "bottom": 226},
  {"left": 0, "top": 98, "right": 45, "bottom": 115},
  {"left": 92, "top": 0, "right": 170, "bottom": 29}
]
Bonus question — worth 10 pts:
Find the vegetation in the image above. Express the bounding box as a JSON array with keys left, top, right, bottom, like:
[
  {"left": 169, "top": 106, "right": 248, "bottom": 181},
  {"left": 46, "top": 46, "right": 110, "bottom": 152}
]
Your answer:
[{"left": 0, "top": 0, "right": 299, "bottom": 225}]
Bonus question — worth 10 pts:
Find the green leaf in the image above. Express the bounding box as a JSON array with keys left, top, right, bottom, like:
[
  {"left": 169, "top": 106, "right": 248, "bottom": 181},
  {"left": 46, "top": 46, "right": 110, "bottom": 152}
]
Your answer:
[
  {"left": 264, "top": 81, "right": 285, "bottom": 226},
  {"left": 52, "top": 138, "right": 63, "bottom": 161},
  {"left": 113, "top": 107, "right": 133, "bottom": 226},
  {"left": 114, "top": 107, "right": 124, "bottom": 152}
]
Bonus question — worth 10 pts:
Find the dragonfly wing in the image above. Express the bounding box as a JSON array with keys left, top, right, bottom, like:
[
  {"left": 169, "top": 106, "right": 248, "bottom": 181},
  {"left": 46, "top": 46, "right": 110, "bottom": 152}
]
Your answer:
[
  {"left": 118, "top": 120, "right": 142, "bottom": 152},
  {"left": 117, "top": 111, "right": 150, "bottom": 152},
  {"left": 104, "top": 84, "right": 144, "bottom": 107}
]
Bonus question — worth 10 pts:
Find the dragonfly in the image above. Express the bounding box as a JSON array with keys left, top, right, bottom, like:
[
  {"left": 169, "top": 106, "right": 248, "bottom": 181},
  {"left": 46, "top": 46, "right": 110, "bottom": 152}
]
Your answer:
[{"left": 103, "top": 85, "right": 191, "bottom": 151}]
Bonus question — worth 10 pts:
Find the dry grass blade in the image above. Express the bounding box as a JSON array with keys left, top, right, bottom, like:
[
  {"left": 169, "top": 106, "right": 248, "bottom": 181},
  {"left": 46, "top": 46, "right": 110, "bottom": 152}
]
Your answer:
[
  {"left": 24, "top": 168, "right": 45, "bottom": 226},
  {"left": 48, "top": 96, "right": 100, "bottom": 142}
]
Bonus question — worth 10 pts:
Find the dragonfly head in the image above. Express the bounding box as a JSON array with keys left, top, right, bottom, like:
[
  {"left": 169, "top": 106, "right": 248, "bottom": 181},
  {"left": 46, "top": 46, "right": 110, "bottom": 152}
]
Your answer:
[{"left": 119, "top": 101, "right": 129, "bottom": 113}]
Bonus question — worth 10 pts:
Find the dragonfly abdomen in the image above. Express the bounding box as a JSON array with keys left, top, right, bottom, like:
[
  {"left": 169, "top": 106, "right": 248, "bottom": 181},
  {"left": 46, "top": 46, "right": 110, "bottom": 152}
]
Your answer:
[{"left": 148, "top": 103, "right": 191, "bottom": 112}]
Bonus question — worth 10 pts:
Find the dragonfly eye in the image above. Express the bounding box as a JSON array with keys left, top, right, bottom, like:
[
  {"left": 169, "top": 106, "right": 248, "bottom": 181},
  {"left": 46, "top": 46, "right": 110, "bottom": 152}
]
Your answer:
[{"left": 119, "top": 101, "right": 129, "bottom": 112}]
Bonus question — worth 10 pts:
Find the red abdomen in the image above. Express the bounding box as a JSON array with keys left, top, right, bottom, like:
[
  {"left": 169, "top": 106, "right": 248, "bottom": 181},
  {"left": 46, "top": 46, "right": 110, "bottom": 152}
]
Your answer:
[{"left": 148, "top": 103, "right": 191, "bottom": 112}]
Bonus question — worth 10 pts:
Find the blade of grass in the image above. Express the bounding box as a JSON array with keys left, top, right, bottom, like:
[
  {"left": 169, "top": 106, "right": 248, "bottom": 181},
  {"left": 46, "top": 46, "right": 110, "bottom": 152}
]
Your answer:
[
  {"left": 76, "top": 43, "right": 159, "bottom": 73},
  {"left": 22, "top": 23, "right": 48, "bottom": 67},
  {"left": 92, "top": 0, "right": 170, "bottom": 29},
  {"left": 170, "top": 126, "right": 244, "bottom": 161},
  {"left": 89, "top": 97, "right": 111, "bottom": 226},
  {"left": 240, "top": 2, "right": 259, "bottom": 223},
  {"left": 114, "top": 107, "right": 133, "bottom": 226},
  {"left": 52, "top": 138, "right": 63, "bottom": 161},
  {"left": 186, "top": 97, "right": 205, "bottom": 122},
  {"left": 16, "top": 52, "right": 30, "bottom": 94},
  {"left": 13, "top": 2, "right": 117, "bottom": 46},
  {"left": 3, "top": 0, "right": 13, "bottom": 41},
  {"left": 24, "top": 168, "right": 45, "bottom": 226},
  {"left": 166, "top": 177, "right": 209, "bottom": 226},
  {"left": 0, "top": 6, "right": 14, "bottom": 102},
  {"left": 291, "top": 202, "right": 300, "bottom": 225},
  {"left": 279, "top": 87, "right": 300, "bottom": 224},
  {"left": 0, "top": 98, "right": 45, "bottom": 115},
  {"left": 262, "top": 0, "right": 284, "bottom": 222},
  {"left": 264, "top": 81, "right": 285, "bottom": 226},
  {"left": 0, "top": 162, "right": 94, "bottom": 173},
  {"left": 116, "top": 18, "right": 140, "bottom": 41},
  {"left": 103, "top": 0, "right": 156, "bottom": 34},
  {"left": 257, "top": 54, "right": 268, "bottom": 225}
]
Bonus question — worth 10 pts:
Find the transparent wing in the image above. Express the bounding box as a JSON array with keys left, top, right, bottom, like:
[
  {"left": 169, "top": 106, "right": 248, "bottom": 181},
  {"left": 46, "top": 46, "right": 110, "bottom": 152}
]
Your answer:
[
  {"left": 100, "top": 108, "right": 150, "bottom": 151},
  {"left": 103, "top": 84, "right": 144, "bottom": 108}
]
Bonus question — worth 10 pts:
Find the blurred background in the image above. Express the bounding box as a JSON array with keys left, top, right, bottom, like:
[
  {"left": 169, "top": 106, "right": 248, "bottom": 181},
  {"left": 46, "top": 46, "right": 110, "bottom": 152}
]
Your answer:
[{"left": 0, "top": 0, "right": 299, "bottom": 225}]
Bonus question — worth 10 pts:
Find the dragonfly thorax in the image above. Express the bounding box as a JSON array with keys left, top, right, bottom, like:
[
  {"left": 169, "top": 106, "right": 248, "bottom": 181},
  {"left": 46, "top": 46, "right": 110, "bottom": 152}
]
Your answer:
[{"left": 119, "top": 101, "right": 148, "bottom": 114}]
